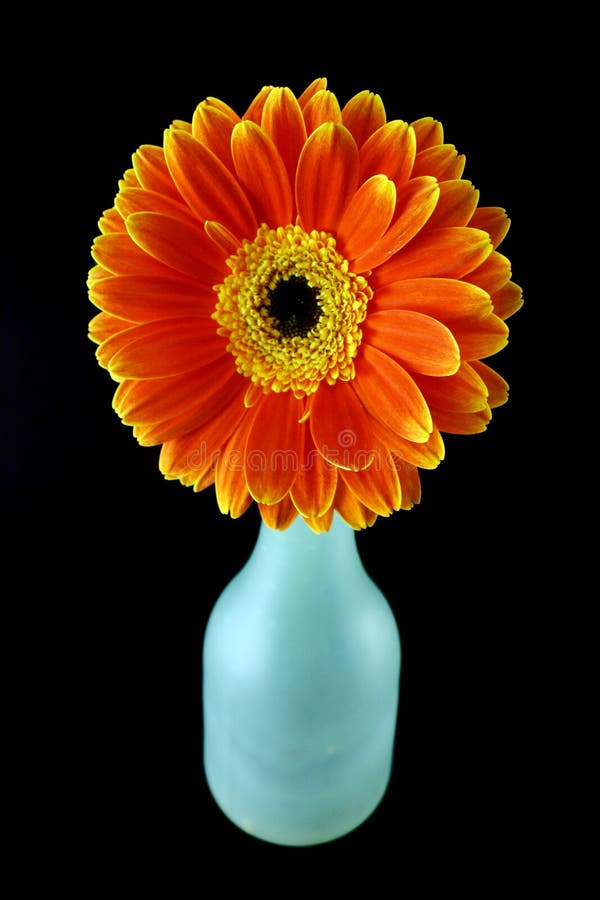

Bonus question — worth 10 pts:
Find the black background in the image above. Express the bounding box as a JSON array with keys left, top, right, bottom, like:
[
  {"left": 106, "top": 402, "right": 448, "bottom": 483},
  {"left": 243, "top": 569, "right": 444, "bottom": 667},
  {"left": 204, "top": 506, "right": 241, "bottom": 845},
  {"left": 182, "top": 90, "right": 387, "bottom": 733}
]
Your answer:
[{"left": 4, "top": 17, "right": 553, "bottom": 891}]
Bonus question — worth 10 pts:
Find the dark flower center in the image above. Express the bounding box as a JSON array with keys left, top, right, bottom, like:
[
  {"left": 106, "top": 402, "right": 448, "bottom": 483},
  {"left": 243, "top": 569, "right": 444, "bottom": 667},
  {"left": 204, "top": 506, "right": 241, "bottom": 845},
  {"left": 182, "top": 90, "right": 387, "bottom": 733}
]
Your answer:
[
  {"left": 214, "top": 223, "right": 371, "bottom": 394},
  {"left": 268, "top": 275, "right": 322, "bottom": 339}
]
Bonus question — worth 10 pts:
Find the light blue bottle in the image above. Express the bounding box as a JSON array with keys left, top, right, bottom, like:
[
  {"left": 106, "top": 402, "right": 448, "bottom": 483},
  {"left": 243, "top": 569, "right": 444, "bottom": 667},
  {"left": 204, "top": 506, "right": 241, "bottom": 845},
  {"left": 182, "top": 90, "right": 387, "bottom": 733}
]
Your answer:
[{"left": 203, "top": 513, "right": 401, "bottom": 846}]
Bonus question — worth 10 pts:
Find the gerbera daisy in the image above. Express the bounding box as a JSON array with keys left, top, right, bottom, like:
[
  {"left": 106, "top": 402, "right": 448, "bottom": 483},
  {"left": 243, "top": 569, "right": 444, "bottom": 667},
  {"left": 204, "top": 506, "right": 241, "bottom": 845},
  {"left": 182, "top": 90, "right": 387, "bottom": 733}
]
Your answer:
[{"left": 88, "top": 77, "right": 522, "bottom": 532}]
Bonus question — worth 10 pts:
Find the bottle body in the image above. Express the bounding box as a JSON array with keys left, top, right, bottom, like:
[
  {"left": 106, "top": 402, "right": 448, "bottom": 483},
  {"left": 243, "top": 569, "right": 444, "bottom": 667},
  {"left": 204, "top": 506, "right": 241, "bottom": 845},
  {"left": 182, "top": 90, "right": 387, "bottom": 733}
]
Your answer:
[{"left": 203, "top": 515, "right": 401, "bottom": 846}]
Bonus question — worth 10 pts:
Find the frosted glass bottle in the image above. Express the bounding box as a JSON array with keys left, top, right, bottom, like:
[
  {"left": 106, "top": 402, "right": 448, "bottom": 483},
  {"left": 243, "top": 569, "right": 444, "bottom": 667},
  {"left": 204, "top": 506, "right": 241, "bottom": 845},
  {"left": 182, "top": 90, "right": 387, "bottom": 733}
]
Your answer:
[{"left": 203, "top": 513, "right": 401, "bottom": 846}]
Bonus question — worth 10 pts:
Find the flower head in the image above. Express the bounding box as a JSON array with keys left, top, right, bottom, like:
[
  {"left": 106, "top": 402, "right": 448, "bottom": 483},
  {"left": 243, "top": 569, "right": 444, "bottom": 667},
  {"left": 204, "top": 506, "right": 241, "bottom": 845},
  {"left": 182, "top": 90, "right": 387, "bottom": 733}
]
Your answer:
[{"left": 88, "top": 78, "right": 522, "bottom": 531}]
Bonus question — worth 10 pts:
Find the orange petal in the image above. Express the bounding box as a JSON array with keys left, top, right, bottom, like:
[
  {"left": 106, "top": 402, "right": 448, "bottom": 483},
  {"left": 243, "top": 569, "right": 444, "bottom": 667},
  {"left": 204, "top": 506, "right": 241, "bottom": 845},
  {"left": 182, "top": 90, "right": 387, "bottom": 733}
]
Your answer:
[
  {"left": 159, "top": 385, "right": 245, "bottom": 472},
  {"left": 132, "top": 144, "right": 181, "bottom": 200},
  {"left": 491, "top": 281, "right": 523, "bottom": 320},
  {"left": 290, "top": 442, "right": 338, "bottom": 518},
  {"left": 298, "top": 77, "right": 328, "bottom": 109},
  {"left": 88, "top": 264, "right": 112, "bottom": 283},
  {"left": 95, "top": 322, "right": 145, "bottom": 373},
  {"left": 296, "top": 123, "right": 359, "bottom": 233},
  {"left": 373, "top": 277, "right": 492, "bottom": 322},
  {"left": 126, "top": 211, "right": 228, "bottom": 284},
  {"left": 119, "top": 168, "right": 140, "bottom": 189},
  {"left": 421, "top": 180, "right": 480, "bottom": 229},
  {"left": 91, "top": 233, "right": 178, "bottom": 278},
  {"left": 175, "top": 470, "right": 201, "bottom": 487},
  {"left": 258, "top": 496, "right": 299, "bottom": 530},
  {"left": 164, "top": 128, "right": 257, "bottom": 240},
  {"left": 371, "top": 418, "right": 445, "bottom": 470},
  {"left": 412, "top": 145, "right": 466, "bottom": 181},
  {"left": 469, "top": 207, "right": 510, "bottom": 249},
  {"left": 243, "top": 85, "right": 273, "bottom": 124},
  {"left": 244, "top": 393, "right": 304, "bottom": 504},
  {"left": 353, "top": 345, "right": 432, "bottom": 442},
  {"left": 372, "top": 227, "right": 492, "bottom": 285},
  {"left": 204, "top": 221, "right": 240, "bottom": 257},
  {"left": 310, "top": 380, "right": 375, "bottom": 471},
  {"left": 359, "top": 120, "right": 416, "bottom": 186},
  {"left": 340, "top": 449, "right": 401, "bottom": 517},
  {"left": 192, "top": 100, "right": 238, "bottom": 172},
  {"left": 464, "top": 251, "right": 511, "bottom": 295},
  {"left": 363, "top": 309, "right": 460, "bottom": 376},
  {"left": 114, "top": 372, "right": 198, "bottom": 426},
  {"left": 470, "top": 360, "right": 509, "bottom": 408},
  {"left": 215, "top": 411, "right": 256, "bottom": 518},
  {"left": 302, "top": 505, "right": 335, "bottom": 534},
  {"left": 171, "top": 119, "right": 192, "bottom": 133},
  {"left": 393, "top": 457, "right": 421, "bottom": 509},
  {"left": 160, "top": 424, "right": 219, "bottom": 480},
  {"left": 203, "top": 96, "right": 240, "bottom": 123},
  {"left": 302, "top": 90, "right": 342, "bottom": 133},
  {"left": 450, "top": 314, "right": 509, "bottom": 360},
  {"left": 179, "top": 368, "right": 245, "bottom": 437},
  {"left": 114, "top": 354, "right": 237, "bottom": 425},
  {"left": 98, "top": 207, "right": 126, "bottom": 234},
  {"left": 411, "top": 117, "right": 444, "bottom": 151},
  {"left": 158, "top": 379, "right": 246, "bottom": 475},
  {"left": 107, "top": 318, "right": 226, "bottom": 379},
  {"left": 193, "top": 469, "right": 218, "bottom": 492},
  {"left": 432, "top": 408, "right": 491, "bottom": 434},
  {"left": 336, "top": 175, "right": 396, "bottom": 262},
  {"left": 341, "top": 91, "right": 386, "bottom": 147},
  {"left": 352, "top": 177, "right": 439, "bottom": 271},
  {"left": 134, "top": 370, "right": 245, "bottom": 446},
  {"left": 244, "top": 382, "right": 264, "bottom": 408},
  {"left": 260, "top": 87, "right": 307, "bottom": 192},
  {"left": 115, "top": 186, "right": 197, "bottom": 224},
  {"left": 231, "top": 120, "right": 293, "bottom": 226},
  {"left": 89, "top": 274, "right": 215, "bottom": 322},
  {"left": 89, "top": 312, "right": 134, "bottom": 346},
  {"left": 333, "top": 479, "right": 378, "bottom": 529},
  {"left": 413, "top": 361, "right": 488, "bottom": 413}
]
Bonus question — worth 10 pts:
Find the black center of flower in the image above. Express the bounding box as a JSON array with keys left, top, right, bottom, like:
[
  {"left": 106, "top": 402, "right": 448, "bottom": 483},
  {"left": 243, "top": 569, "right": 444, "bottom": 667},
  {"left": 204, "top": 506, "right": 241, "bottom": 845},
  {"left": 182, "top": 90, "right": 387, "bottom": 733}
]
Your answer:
[{"left": 267, "top": 276, "right": 322, "bottom": 338}]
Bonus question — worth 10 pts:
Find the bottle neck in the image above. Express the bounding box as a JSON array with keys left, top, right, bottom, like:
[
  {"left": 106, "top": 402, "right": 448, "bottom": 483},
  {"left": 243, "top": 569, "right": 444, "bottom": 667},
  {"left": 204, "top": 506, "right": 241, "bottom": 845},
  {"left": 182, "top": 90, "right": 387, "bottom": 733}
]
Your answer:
[{"left": 248, "top": 513, "right": 362, "bottom": 593}]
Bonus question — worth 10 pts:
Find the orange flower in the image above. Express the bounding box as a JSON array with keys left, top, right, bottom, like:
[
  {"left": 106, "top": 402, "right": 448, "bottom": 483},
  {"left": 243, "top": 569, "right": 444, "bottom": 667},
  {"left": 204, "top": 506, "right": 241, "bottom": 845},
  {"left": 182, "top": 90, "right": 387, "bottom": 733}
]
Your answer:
[{"left": 88, "top": 78, "right": 522, "bottom": 532}]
